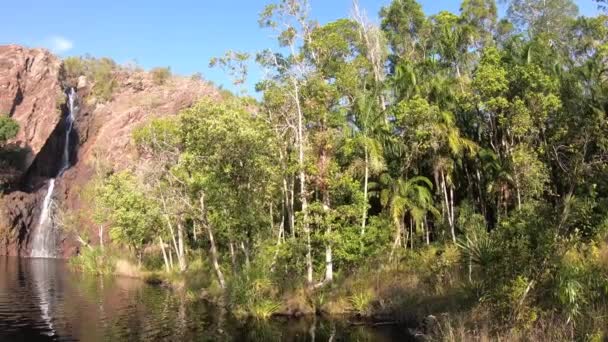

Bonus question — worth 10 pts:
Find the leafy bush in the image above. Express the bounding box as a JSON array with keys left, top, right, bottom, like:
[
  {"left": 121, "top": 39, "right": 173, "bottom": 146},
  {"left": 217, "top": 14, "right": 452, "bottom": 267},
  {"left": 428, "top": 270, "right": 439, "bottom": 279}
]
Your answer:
[
  {"left": 226, "top": 246, "right": 281, "bottom": 319},
  {"left": 62, "top": 56, "right": 117, "bottom": 102},
  {"left": 91, "top": 58, "right": 117, "bottom": 102},
  {"left": 0, "top": 116, "right": 19, "bottom": 145},
  {"left": 63, "top": 56, "right": 86, "bottom": 78},
  {"left": 70, "top": 246, "right": 115, "bottom": 275},
  {"left": 349, "top": 290, "right": 373, "bottom": 315}
]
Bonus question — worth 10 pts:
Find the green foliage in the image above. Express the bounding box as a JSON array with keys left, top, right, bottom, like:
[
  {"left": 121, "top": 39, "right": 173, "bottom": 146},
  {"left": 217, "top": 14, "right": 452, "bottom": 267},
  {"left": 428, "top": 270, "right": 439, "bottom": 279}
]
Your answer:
[
  {"left": 82, "top": 1, "right": 608, "bottom": 337},
  {"left": 70, "top": 247, "right": 115, "bottom": 275},
  {"left": 349, "top": 290, "right": 373, "bottom": 315},
  {"left": 63, "top": 56, "right": 117, "bottom": 102},
  {"left": 226, "top": 246, "right": 280, "bottom": 319},
  {"left": 0, "top": 116, "right": 19, "bottom": 145},
  {"left": 95, "top": 171, "right": 161, "bottom": 256},
  {"left": 63, "top": 56, "right": 86, "bottom": 79}
]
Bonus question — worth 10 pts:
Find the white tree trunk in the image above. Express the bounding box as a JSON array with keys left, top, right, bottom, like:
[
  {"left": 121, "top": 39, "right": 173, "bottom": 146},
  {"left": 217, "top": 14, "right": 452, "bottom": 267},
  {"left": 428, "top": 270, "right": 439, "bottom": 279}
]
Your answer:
[
  {"left": 322, "top": 198, "right": 333, "bottom": 285},
  {"left": 159, "top": 237, "right": 170, "bottom": 272},
  {"left": 229, "top": 241, "right": 237, "bottom": 270},
  {"left": 441, "top": 170, "right": 456, "bottom": 243},
  {"left": 425, "top": 216, "right": 430, "bottom": 245},
  {"left": 165, "top": 215, "right": 185, "bottom": 272},
  {"left": 361, "top": 146, "right": 369, "bottom": 236},
  {"left": 200, "top": 193, "right": 225, "bottom": 289},
  {"left": 289, "top": 177, "right": 295, "bottom": 238},
  {"left": 177, "top": 223, "right": 186, "bottom": 271},
  {"left": 293, "top": 79, "right": 313, "bottom": 286},
  {"left": 240, "top": 241, "right": 251, "bottom": 268},
  {"left": 208, "top": 225, "right": 225, "bottom": 289}
]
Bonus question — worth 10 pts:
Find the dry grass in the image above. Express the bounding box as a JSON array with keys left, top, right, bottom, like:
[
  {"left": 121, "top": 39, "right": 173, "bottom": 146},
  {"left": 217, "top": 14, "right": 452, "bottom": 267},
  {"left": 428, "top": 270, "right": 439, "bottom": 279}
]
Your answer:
[
  {"left": 114, "top": 258, "right": 142, "bottom": 278},
  {"left": 319, "top": 246, "right": 469, "bottom": 324}
]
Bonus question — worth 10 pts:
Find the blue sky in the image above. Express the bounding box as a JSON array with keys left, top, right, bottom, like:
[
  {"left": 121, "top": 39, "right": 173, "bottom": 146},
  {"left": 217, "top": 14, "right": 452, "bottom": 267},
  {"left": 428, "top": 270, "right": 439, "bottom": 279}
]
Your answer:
[{"left": 0, "top": 1, "right": 601, "bottom": 94}]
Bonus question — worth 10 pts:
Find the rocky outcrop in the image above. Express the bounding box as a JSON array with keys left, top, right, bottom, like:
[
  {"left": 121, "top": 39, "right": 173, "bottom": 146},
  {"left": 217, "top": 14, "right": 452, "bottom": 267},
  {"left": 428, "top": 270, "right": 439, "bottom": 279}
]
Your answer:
[
  {"left": 0, "top": 45, "right": 63, "bottom": 171},
  {"left": 0, "top": 45, "right": 221, "bottom": 257}
]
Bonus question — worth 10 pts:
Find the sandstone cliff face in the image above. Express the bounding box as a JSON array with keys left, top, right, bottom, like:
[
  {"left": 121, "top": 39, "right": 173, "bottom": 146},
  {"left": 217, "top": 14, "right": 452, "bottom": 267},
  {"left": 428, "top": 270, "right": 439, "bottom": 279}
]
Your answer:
[
  {"left": 0, "top": 45, "right": 63, "bottom": 170},
  {"left": 0, "top": 45, "right": 220, "bottom": 257}
]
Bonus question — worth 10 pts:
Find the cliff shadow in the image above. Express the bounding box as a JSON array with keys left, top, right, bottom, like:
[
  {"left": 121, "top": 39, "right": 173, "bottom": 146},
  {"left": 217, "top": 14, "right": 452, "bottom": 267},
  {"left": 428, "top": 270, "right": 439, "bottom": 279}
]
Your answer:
[{"left": 20, "top": 92, "right": 80, "bottom": 193}]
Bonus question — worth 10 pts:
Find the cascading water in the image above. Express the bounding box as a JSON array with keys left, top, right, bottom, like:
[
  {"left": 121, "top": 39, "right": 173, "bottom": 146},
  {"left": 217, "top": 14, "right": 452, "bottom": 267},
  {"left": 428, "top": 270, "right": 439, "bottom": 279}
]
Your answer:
[{"left": 30, "top": 88, "right": 77, "bottom": 258}]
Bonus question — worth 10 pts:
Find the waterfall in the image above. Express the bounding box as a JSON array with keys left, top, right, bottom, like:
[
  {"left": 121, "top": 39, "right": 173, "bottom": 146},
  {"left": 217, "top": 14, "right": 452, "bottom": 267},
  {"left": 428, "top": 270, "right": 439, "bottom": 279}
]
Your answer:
[{"left": 30, "top": 88, "right": 77, "bottom": 258}]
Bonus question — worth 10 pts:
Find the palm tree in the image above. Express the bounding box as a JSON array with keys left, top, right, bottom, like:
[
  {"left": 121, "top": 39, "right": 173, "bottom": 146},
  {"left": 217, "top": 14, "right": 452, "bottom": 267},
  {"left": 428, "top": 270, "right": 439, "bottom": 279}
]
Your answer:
[
  {"left": 380, "top": 174, "right": 437, "bottom": 258},
  {"left": 349, "top": 91, "right": 387, "bottom": 237},
  {"left": 479, "top": 148, "right": 513, "bottom": 224},
  {"left": 430, "top": 109, "right": 478, "bottom": 242}
]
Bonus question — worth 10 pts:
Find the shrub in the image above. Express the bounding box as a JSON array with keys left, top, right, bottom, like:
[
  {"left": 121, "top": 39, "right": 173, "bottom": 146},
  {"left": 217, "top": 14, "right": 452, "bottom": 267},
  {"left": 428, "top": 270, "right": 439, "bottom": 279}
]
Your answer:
[
  {"left": 62, "top": 56, "right": 117, "bottom": 102},
  {"left": 0, "top": 116, "right": 19, "bottom": 145},
  {"left": 151, "top": 67, "right": 171, "bottom": 85},
  {"left": 349, "top": 290, "right": 373, "bottom": 315},
  {"left": 70, "top": 246, "right": 115, "bottom": 275},
  {"left": 91, "top": 58, "right": 117, "bottom": 102},
  {"left": 190, "top": 72, "right": 203, "bottom": 81},
  {"left": 63, "top": 56, "right": 85, "bottom": 78}
]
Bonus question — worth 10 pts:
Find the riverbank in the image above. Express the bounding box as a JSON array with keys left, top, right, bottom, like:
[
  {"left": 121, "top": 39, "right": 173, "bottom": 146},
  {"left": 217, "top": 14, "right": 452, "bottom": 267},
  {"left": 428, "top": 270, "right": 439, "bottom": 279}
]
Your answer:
[{"left": 69, "top": 244, "right": 608, "bottom": 341}]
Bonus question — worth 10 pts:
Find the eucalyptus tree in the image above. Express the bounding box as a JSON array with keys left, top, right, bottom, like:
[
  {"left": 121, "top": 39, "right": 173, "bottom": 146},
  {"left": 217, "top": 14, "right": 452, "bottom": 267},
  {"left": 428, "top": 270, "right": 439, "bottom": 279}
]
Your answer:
[
  {"left": 501, "top": 0, "right": 578, "bottom": 37},
  {"left": 258, "top": 0, "right": 319, "bottom": 285},
  {"left": 133, "top": 117, "right": 190, "bottom": 272},
  {"left": 178, "top": 99, "right": 280, "bottom": 276},
  {"left": 460, "top": 0, "right": 498, "bottom": 50},
  {"left": 380, "top": 0, "right": 428, "bottom": 64}
]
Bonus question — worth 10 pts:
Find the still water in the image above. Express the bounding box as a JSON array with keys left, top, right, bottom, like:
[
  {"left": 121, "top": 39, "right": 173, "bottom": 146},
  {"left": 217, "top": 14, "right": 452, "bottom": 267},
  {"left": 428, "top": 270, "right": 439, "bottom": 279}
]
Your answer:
[{"left": 0, "top": 257, "right": 411, "bottom": 341}]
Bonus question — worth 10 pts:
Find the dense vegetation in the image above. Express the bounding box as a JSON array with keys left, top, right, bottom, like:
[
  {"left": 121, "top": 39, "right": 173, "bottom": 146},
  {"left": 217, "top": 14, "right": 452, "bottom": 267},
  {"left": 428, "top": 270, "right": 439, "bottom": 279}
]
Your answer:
[
  {"left": 74, "top": 0, "right": 608, "bottom": 339},
  {"left": 0, "top": 116, "right": 20, "bottom": 190}
]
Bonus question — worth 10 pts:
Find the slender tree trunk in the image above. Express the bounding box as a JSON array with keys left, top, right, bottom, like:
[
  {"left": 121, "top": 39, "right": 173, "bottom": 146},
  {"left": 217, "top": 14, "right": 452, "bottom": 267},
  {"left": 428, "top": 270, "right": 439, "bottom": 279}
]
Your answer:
[
  {"left": 441, "top": 170, "right": 456, "bottom": 242},
  {"left": 289, "top": 176, "right": 295, "bottom": 238},
  {"left": 497, "top": 195, "right": 502, "bottom": 224},
  {"left": 449, "top": 185, "right": 455, "bottom": 234},
  {"left": 468, "top": 254, "right": 473, "bottom": 283},
  {"left": 293, "top": 79, "right": 313, "bottom": 286},
  {"left": 159, "top": 237, "right": 170, "bottom": 272},
  {"left": 229, "top": 241, "right": 237, "bottom": 270},
  {"left": 515, "top": 179, "right": 522, "bottom": 210},
  {"left": 476, "top": 170, "right": 486, "bottom": 218},
  {"left": 168, "top": 247, "right": 174, "bottom": 269},
  {"left": 165, "top": 215, "right": 183, "bottom": 270},
  {"left": 177, "top": 223, "right": 186, "bottom": 271},
  {"left": 389, "top": 220, "right": 403, "bottom": 261},
  {"left": 410, "top": 217, "right": 414, "bottom": 250},
  {"left": 403, "top": 219, "right": 409, "bottom": 250},
  {"left": 240, "top": 241, "right": 251, "bottom": 268},
  {"left": 270, "top": 202, "right": 275, "bottom": 236},
  {"left": 425, "top": 216, "right": 430, "bottom": 245},
  {"left": 200, "top": 193, "right": 225, "bottom": 289},
  {"left": 208, "top": 225, "right": 225, "bottom": 289},
  {"left": 361, "top": 145, "right": 369, "bottom": 236},
  {"left": 320, "top": 194, "right": 333, "bottom": 286}
]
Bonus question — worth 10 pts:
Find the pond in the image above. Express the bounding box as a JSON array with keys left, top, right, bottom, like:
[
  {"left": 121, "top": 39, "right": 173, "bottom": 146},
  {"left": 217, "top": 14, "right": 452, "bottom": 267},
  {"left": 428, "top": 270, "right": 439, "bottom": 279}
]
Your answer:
[{"left": 0, "top": 257, "right": 413, "bottom": 341}]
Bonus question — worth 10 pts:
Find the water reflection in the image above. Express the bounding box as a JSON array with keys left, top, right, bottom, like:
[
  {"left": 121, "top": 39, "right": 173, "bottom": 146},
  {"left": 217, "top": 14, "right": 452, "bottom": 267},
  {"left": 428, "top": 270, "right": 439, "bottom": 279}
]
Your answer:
[
  {"left": 0, "top": 257, "right": 410, "bottom": 341},
  {"left": 30, "top": 259, "right": 60, "bottom": 337}
]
